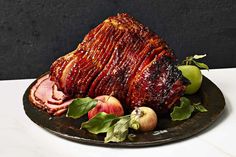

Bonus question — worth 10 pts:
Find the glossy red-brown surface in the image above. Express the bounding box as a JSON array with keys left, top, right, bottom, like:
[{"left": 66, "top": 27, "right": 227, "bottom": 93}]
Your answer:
[{"left": 50, "top": 13, "right": 186, "bottom": 113}]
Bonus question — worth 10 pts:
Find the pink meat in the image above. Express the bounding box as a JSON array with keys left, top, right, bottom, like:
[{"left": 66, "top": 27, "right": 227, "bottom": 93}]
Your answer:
[
  {"left": 29, "top": 74, "right": 49, "bottom": 109},
  {"left": 29, "top": 74, "right": 73, "bottom": 116},
  {"left": 52, "top": 84, "right": 68, "bottom": 101}
]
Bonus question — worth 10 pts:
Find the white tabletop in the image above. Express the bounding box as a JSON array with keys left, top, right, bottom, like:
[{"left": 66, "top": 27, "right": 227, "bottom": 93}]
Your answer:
[{"left": 0, "top": 68, "right": 236, "bottom": 157}]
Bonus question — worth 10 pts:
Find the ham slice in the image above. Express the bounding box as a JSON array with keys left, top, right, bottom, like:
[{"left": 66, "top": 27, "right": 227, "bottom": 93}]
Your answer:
[
  {"left": 29, "top": 74, "right": 72, "bottom": 116},
  {"left": 52, "top": 84, "right": 67, "bottom": 101}
]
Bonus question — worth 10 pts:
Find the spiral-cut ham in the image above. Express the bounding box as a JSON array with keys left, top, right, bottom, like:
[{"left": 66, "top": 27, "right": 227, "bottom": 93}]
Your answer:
[
  {"left": 30, "top": 13, "right": 187, "bottom": 115},
  {"left": 29, "top": 74, "right": 73, "bottom": 116}
]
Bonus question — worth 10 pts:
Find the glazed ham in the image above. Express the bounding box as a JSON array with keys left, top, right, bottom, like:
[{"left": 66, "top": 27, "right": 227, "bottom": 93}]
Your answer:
[
  {"left": 30, "top": 13, "right": 187, "bottom": 115},
  {"left": 29, "top": 74, "right": 73, "bottom": 116}
]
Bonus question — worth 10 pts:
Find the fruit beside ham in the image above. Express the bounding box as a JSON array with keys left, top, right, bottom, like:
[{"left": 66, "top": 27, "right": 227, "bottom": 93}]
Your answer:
[
  {"left": 50, "top": 13, "right": 187, "bottom": 113},
  {"left": 29, "top": 13, "right": 187, "bottom": 116},
  {"left": 29, "top": 74, "right": 73, "bottom": 116}
]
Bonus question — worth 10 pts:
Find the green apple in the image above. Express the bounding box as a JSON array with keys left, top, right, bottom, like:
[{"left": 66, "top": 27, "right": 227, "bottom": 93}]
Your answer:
[{"left": 178, "top": 65, "right": 202, "bottom": 94}]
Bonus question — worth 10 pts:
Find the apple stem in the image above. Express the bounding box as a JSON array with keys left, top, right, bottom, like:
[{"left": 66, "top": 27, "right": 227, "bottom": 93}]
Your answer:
[
  {"left": 106, "top": 91, "right": 114, "bottom": 102},
  {"left": 185, "top": 56, "right": 193, "bottom": 65},
  {"left": 135, "top": 107, "right": 144, "bottom": 118}
]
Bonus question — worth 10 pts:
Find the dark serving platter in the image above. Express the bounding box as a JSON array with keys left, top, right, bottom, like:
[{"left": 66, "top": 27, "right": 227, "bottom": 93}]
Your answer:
[{"left": 23, "top": 74, "right": 225, "bottom": 147}]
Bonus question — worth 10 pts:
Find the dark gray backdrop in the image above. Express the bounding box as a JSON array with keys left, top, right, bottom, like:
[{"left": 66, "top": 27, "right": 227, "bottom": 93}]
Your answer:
[{"left": 0, "top": 0, "right": 235, "bottom": 80}]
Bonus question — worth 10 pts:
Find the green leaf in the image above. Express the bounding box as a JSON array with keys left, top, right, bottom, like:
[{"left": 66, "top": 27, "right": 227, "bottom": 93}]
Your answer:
[
  {"left": 81, "top": 112, "right": 119, "bottom": 134},
  {"left": 129, "top": 117, "right": 140, "bottom": 130},
  {"left": 129, "top": 109, "right": 140, "bottom": 130},
  {"left": 104, "top": 116, "right": 130, "bottom": 143},
  {"left": 193, "top": 103, "right": 208, "bottom": 112},
  {"left": 170, "top": 97, "right": 194, "bottom": 121},
  {"left": 66, "top": 97, "right": 97, "bottom": 119},
  {"left": 193, "top": 54, "right": 207, "bottom": 59},
  {"left": 192, "top": 60, "right": 209, "bottom": 70}
]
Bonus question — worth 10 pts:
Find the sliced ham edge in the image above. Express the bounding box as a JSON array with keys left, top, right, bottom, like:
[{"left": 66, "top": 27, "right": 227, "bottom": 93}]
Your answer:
[
  {"left": 29, "top": 74, "right": 49, "bottom": 109},
  {"left": 29, "top": 74, "right": 72, "bottom": 116},
  {"left": 52, "top": 84, "right": 68, "bottom": 101}
]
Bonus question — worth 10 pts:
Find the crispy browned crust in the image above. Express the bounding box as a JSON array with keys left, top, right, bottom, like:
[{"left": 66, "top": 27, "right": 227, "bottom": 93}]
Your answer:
[{"left": 49, "top": 13, "right": 185, "bottom": 113}]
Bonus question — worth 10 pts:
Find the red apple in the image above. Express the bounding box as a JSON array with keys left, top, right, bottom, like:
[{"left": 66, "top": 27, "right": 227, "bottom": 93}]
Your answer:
[
  {"left": 88, "top": 95, "right": 124, "bottom": 119},
  {"left": 130, "top": 107, "right": 158, "bottom": 132}
]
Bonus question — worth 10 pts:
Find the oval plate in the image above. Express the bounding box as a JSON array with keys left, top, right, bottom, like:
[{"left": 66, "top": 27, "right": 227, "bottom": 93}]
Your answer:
[{"left": 23, "top": 74, "right": 225, "bottom": 147}]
